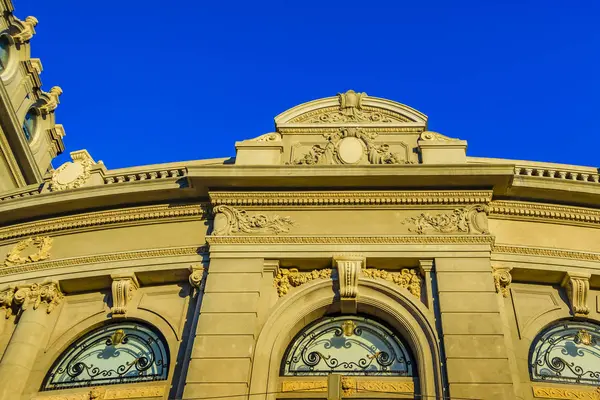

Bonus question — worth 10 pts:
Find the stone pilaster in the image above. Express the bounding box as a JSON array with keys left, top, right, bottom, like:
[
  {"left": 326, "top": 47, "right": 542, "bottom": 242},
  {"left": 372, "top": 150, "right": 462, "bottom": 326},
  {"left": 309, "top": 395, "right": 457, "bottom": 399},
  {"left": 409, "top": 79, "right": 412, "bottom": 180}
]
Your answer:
[
  {"left": 183, "top": 258, "right": 263, "bottom": 400},
  {"left": 0, "top": 281, "right": 63, "bottom": 400},
  {"left": 434, "top": 258, "right": 519, "bottom": 400}
]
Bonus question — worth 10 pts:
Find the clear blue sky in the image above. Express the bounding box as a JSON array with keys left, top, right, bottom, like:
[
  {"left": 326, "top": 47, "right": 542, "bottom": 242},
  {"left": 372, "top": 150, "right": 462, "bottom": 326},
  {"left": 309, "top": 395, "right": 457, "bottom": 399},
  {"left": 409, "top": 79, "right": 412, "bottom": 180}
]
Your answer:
[{"left": 14, "top": 0, "right": 600, "bottom": 169}]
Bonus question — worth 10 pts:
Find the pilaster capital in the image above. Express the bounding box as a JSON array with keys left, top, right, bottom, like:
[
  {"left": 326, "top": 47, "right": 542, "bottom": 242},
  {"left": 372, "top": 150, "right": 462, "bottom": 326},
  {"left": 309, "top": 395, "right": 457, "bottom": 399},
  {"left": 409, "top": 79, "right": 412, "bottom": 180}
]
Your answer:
[
  {"left": 418, "top": 259, "right": 434, "bottom": 274},
  {"left": 561, "top": 271, "right": 591, "bottom": 316},
  {"left": 13, "top": 280, "right": 63, "bottom": 314},
  {"left": 110, "top": 273, "right": 139, "bottom": 316},
  {"left": 189, "top": 265, "right": 205, "bottom": 297},
  {"left": 492, "top": 266, "right": 513, "bottom": 298}
]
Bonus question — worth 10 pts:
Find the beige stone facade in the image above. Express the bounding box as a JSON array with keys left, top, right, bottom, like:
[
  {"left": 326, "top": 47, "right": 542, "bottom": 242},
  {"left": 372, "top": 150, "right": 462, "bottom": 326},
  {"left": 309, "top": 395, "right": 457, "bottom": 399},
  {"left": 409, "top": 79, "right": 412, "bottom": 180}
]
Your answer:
[{"left": 1, "top": 2, "right": 600, "bottom": 400}]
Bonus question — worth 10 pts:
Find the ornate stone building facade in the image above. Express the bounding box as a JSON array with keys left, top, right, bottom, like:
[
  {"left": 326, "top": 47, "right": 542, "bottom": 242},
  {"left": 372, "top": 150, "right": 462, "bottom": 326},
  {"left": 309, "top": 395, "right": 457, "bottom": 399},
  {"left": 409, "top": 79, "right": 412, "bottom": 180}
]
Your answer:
[{"left": 0, "top": 2, "right": 599, "bottom": 400}]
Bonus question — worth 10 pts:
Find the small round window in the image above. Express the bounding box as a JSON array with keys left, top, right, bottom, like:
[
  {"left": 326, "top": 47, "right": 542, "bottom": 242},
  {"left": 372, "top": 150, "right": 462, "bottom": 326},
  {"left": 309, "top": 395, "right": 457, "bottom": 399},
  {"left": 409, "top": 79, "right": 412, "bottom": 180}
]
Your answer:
[
  {"left": 23, "top": 109, "right": 37, "bottom": 142},
  {"left": 0, "top": 35, "right": 10, "bottom": 73}
]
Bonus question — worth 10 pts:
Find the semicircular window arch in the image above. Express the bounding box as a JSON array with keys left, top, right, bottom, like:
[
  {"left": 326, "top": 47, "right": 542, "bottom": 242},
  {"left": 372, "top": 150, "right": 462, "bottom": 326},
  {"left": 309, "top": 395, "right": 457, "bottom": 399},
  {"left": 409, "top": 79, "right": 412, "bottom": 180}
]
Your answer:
[
  {"left": 281, "top": 315, "right": 416, "bottom": 376},
  {"left": 42, "top": 321, "right": 169, "bottom": 391},
  {"left": 530, "top": 320, "right": 600, "bottom": 385}
]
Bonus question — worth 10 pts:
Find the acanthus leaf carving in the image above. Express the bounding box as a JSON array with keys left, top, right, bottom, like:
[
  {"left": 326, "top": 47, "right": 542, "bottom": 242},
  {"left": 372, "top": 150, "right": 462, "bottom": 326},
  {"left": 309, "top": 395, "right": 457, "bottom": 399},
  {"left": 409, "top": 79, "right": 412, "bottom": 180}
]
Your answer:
[
  {"left": 403, "top": 205, "right": 489, "bottom": 235},
  {"left": 561, "top": 271, "right": 590, "bottom": 316},
  {"left": 212, "top": 205, "right": 294, "bottom": 236},
  {"left": 492, "top": 266, "right": 512, "bottom": 297},
  {"left": 4, "top": 236, "right": 52, "bottom": 267},
  {"left": 110, "top": 273, "right": 139, "bottom": 316},
  {"left": 362, "top": 268, "right": 422, "bottom": 298},
  {"left": 13, "top": 281, "right": 63, "bottom": 314}
]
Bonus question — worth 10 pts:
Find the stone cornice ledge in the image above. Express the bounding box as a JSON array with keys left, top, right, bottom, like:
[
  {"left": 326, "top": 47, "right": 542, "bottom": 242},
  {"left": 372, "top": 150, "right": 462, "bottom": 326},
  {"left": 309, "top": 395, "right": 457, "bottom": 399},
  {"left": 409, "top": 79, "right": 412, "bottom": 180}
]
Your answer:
[
  {"left": 207, "top": 235, "right": 495, "bottom": 245},
  {"left": 210, "top": 190, "right": 493, "bottom": 208},
  {"left": 494, "top": 244, "right": 600, "bottom": 263},
  {"left": 0, "top": 245, "right": 207, "bottom": 277},
  {"left": 490, "top": 200, "right": 600, "bottom": 228},
  {"left": 0, "top": 203, "right": 209, "bottom": 242}
]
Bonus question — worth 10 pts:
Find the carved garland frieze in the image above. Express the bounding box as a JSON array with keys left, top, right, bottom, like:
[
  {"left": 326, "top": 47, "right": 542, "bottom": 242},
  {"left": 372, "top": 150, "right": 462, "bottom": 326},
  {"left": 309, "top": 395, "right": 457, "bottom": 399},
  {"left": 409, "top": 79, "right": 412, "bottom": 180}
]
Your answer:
[
  {"left": 4, "top": 236, "right": 52, "bottom": 267},
  {"left": 291, "top": 127, "right": 412, "bottom": 166},
  {"left": 492, "top": 266, "right": 512, "bottom": 298},
  {"left": 211, "top": 205, "right": 294, "bottom": 236},
  {"left": 532, "top": 386, "right": 600, "bottom": 400},
  {"left": 274, "top": 268, "right": 333, "bottom": 297},
  {"left": 0, "top": 281, "right": 64, "bottom": 315},
  {"left": 403, "top": 205, "right": 489, "bottom": 235},
  {"left": 362, "top": 268, "right": 422, "bottom": 298}
]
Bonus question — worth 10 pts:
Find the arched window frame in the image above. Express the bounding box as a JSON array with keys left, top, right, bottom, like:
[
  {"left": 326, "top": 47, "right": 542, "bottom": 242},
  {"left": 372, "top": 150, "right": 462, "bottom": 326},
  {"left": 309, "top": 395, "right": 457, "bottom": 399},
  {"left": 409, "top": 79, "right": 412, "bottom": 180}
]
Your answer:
[
  {"left": 280, "top": 314, "right": 417, "bottom": 377},
  {"left": 529, "top": 319, "right": 600, "bottom": 386},
  {"left": 41, "top": 321, "right": 169, "bottom": 391}
]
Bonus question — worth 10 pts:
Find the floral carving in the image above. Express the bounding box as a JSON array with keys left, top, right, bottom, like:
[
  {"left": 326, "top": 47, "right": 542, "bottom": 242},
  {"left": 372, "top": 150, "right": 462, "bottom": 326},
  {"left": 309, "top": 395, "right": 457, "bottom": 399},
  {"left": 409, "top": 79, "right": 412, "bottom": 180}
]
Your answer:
[
  {"left": 362, "top": 268, "right": 422, "bottom": 298},
  {"left": 13, "top": 281, "right": 63, "bottom": 314},
  {"left": 212, "top": 205, "right": 294, "bottom": 236},
  {"left": 403, "top": 205, "right": 489, "bottom": 235},
  {"left": 4, "top": 236, "right": 52, "bottom": 267},
  {"left": 281, "top": 381, "right": 326, "bottom": 392},
  {"left": 0, "top": 286, "right": 15, "bottom": 318},
  {"left": 292, "top": 127, "right": 412, "bottom": 165},
  {"left": 50, "top": 150, "right": 94, "bottom": 192},
  {"left": 532, "top": 386, "right": 600, "bottom": 399},
  {"left": 274, "top": 268, "right": 332, "bottom": 297},
  {"left": 493, "top": 267, "right": 512, "bottom": 297}
]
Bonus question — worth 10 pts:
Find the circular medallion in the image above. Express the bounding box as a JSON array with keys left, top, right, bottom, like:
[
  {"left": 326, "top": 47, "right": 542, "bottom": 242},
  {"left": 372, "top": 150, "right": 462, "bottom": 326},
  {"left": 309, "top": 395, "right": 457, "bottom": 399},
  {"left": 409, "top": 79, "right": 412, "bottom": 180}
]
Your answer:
[
  {"left": 55, "top": 162, "right": 85, "bottom": 185},
  {"left": 337, "top": 137, "right": 364, "bottom": 164}
]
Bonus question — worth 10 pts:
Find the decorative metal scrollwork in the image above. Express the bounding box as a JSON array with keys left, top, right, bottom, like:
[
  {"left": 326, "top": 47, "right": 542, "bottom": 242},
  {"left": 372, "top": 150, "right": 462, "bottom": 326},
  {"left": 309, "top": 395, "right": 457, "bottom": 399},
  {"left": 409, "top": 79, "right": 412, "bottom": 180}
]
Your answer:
[
  {"left": 281, "top": 315, "right": 415, "bottom": 376},
  {"left": 42, "top": 322, "right": 169, "bottom": 390},
  {"left": 530, "top": 320, "right": 600, "bottom": 385}
]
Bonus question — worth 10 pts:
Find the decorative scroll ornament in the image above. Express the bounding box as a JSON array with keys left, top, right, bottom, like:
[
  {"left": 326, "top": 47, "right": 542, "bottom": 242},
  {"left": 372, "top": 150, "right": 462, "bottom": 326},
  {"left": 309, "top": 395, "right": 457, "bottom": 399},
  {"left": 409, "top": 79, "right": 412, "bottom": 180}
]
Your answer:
[
  {"left": 530, "top": 321, "right": 600, "bottom": 385},
  {"left": 4, "top": 236, "right": 52, "bottom": 267},
  {"left": 12, "top": 16, "right": 38, "bottom": 44},
  {"left": 532, "top": 386, "right": 600, "bottom": 400},
  {"left": 50, "top": 150, "right": 95, "bottom": 192},
  {"left": 110, "top": 274, "right": 139, "bottom": 316},
  {"left": 362, "top": 268, "right": 422, "bottom": 298},
  {"left": 13, "top": 281, "right": 63, "bottom": 313},
  {"left": 42, "top": 322, "right": 168, "bottom": 390},
  {"left": 39, "top": 86, "right": 63, "bottom": 114},
  {"left": 419, "top": 131, "right": 458, "bottom": 141},
  {"left": 281, "top": 381, "right": 326, "bottom": 392},
  {"left": 561, "top": 271, "right": 590, "bottom": 316},
  {"left": 403, "top": 205, "right": 489, "bottom": 235},
  {"left": 292, "top": 127, "right": 411, "bottom": 165},
  {"left": 189, "top": 265, "right": 204, "bottom": 297},
  {"left": 274, "top": 268, "right": 332, "bottom": 297},
  {"left": 33, "top": 386, "right": 166, "bottom": 400},
  {"left": 333, "top": 255, "right": 364, "bottom": 313},
  {"left": 250, "top": 132, "right": 281, "bottom": 142},
  {"left": 492, "top": 266, "right": 512, "bottom": 297},
  {"left": 212, "top": 205, "right": 294, "bottom": 236},
  {"left": 282, "top": 315, "right": 415, "bottom": 376},
  {"left": 292, "top": 90, "right": 409, "bottom": 124}
]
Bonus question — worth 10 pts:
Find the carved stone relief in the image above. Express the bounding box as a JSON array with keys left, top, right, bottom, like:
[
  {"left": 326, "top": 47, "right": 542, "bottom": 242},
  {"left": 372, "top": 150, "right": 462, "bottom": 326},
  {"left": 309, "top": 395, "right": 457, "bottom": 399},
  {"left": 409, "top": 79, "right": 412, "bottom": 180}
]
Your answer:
[
  {"left": 12, "top": 15, "right": 38, "bottom": 44},
  {"left": 274, "top": 268, "right": 333, "bottom": 297},
  {"left": 39, "top": 86, "right": 63, "bottom": 115},
  {"left": 12, "top": 281, "right": 63, "bottom": 314},
  {"left": 110, "top": 274, "right": 138, "bottom": 316},
  {"left": 362, "top": 268, "right": 422, "bottom": 298},
  {"left": 403, "top": 205, "right": 489, "bottom": 235},
  {"left": 4, "top": 236, "right": 52, "bottom": 267},
  {"left": 532, "top": 386, "right": 600, "bottom": 400},
  {"left": 561, "top": 271, "right": 590, "bottom": 316},
  {"left": 32, "top": 385, "right": 166, "bottom": 400},
  {"left": 212, "top": 205, "right": 294, "bottom": 236},
  {"left": 333, "top": 255, "right": 364, "bottom": 313},
  {"left": 492, "top": 266, "right": 512, "bottom": 297},
  {"left": 291, "top": 127, "right": 412, "bottom": 165},
  {"left": 50, "top": 150, "right": 95, "bottom": 192},
  {"left": 189, "top": 265, "right": 204, "bottom": 297}
]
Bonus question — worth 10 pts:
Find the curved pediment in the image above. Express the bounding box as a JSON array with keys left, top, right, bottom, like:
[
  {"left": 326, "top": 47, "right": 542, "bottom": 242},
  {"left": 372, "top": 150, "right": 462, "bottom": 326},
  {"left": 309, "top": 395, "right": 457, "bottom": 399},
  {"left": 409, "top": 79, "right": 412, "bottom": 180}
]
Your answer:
[{"left": 275, "top": 90, "right": 428, "bottom": 129}]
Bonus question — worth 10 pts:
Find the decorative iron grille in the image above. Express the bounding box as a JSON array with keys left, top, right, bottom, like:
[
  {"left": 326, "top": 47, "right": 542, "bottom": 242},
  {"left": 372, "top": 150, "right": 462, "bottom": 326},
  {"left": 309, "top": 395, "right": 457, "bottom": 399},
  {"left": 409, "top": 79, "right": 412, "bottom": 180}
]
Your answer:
[
  {"left": 530, "top": 320, "right": 600, "bottom": 385},
  {"left": 281, "top": 315, "right": 415, "bottom": 376},
  {"left": 42, "top": 322, "right": 168, "bottom": 390}
]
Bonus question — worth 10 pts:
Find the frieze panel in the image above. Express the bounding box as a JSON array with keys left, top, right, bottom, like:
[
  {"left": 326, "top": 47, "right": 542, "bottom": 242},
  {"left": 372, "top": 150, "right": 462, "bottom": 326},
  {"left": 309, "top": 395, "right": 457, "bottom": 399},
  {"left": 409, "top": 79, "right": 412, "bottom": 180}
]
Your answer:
[
  {"left": 403, "top": 205, "right": 489, "bottom": 235},
  {"left": 211, "top": 205, "right": 294, "bottom": 236}
]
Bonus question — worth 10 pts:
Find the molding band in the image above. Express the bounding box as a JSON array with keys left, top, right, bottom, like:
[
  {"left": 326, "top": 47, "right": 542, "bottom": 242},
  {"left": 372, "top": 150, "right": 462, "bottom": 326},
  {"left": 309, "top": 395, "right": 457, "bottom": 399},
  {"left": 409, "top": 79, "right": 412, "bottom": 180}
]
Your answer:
[{"left": 207, "top": 235, "right": 495, "bottom": 245}]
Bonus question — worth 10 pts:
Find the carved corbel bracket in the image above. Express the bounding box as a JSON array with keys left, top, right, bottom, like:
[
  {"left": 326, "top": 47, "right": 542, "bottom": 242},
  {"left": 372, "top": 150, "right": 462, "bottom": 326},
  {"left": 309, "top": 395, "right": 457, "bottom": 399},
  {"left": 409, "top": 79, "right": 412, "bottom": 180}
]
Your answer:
[
  {"left": 493, "top": 266, "right": 513, "bottom": 297},
  {"left": 111, "top": 273, "right": 139, "bottom": 316},
  {"left": 561, "top": 271, "right": 591, "bottom": 316},
  {"left": 13, "top": 280, "right": 63, "bottom": 314},
  {"left": 333, "top": 254, "right": 365, "bottom": 314},
  {"left": 189, "top": 265, "right": 205, "bottom": 297}
]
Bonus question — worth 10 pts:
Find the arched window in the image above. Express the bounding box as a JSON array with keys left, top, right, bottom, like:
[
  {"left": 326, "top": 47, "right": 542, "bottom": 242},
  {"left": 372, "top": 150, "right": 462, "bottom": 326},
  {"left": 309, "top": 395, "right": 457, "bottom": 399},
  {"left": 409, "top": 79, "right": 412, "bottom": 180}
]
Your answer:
[
  {"left": 281, "top": 315, "right": 415, "bottom": 376},
  {"left": 0, "top": 35, "right": 10, "bottom": 73},
  {"left": 23, "top": 109, "right": 37, "bottom": 142},
  {"left": 42, "top": 322, "right": 169, "bottom": 391},
  {"left": 530, "top": 320, "right": 600, "bottom": 385}
]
